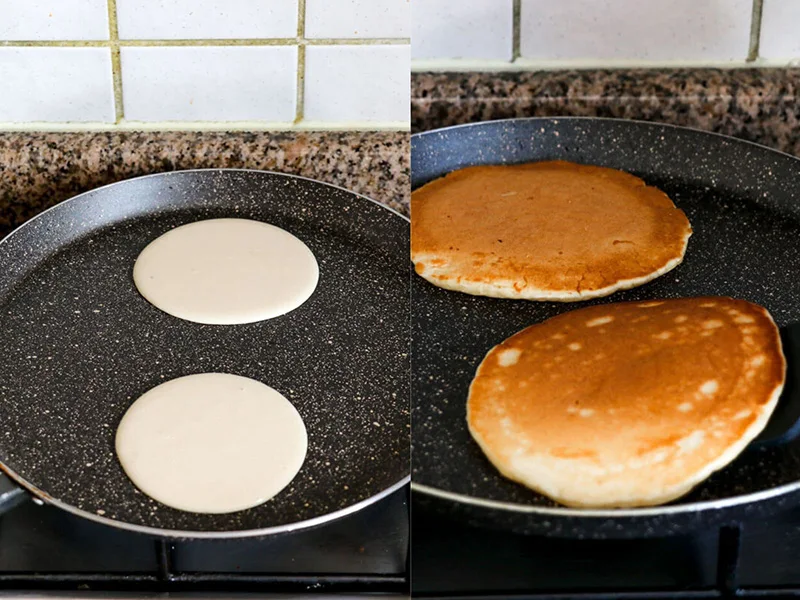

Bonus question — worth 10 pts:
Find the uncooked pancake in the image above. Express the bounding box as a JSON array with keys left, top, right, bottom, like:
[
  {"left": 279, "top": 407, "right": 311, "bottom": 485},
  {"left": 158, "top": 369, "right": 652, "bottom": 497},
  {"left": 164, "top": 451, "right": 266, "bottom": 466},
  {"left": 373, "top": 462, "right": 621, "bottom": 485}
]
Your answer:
[
  {"left": 411, "top": 161, "right": 692, "bottom": 301},
  {"left": 133, "top": 218, "right": 319, "bottom": 325},
  {"left": 467, "top": 297, "right": 785, "bottom": 508},
  {"left": 116, "top": 373, "right": 307, "bottom": 514}
]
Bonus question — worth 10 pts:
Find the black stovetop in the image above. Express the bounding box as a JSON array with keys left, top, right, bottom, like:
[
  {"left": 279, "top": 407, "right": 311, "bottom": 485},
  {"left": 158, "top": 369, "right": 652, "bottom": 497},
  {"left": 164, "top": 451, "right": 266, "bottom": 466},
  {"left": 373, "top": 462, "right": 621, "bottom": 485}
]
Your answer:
[
  {"left": 411, "top": 495, "right": 800, "bottom": 599},
  {"left": 0, "top": 486, "right": 408, "bottom": 595}
]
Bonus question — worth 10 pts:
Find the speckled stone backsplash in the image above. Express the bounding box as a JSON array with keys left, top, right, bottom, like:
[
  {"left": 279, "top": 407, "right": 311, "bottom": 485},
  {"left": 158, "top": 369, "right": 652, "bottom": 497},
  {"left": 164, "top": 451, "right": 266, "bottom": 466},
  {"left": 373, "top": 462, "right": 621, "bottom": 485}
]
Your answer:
[
  {"left": 412, "top": 69, "right": 800, "bottom": 156},
  {"left": 0, "top": 131, "right": 409, "bottom": 237}
]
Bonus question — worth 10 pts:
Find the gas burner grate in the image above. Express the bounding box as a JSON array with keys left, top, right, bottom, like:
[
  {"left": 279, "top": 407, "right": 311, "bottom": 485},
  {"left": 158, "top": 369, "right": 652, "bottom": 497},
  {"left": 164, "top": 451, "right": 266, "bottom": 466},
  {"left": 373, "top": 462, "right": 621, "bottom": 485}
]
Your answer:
[
  {"left": 0, "top": 487, "right": 408, "bottom": 595},
  {"left": 411, "top": 497, "right": 800, "bottom": 599}
]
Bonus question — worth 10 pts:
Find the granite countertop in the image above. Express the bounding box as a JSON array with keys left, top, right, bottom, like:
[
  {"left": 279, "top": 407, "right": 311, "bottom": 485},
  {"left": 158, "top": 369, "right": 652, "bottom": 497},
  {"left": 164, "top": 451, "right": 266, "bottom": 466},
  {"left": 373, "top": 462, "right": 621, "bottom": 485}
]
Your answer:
[
  {"left": 412, "top": 69, "right": 800, "bottom": 156},
  {"left": 0, "top": 131, "right": 409, "bottom": 237}
]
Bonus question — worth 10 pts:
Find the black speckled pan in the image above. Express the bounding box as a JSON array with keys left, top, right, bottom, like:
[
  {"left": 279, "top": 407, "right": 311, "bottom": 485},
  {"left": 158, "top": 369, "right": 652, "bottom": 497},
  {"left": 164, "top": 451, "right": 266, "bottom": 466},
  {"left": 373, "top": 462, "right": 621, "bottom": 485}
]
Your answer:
[
  {"left": 411, "top": 117, "right": 800, "bottom": 539},
  {"left": 0, "top": 169, "right": 409, "bottom": 538}
]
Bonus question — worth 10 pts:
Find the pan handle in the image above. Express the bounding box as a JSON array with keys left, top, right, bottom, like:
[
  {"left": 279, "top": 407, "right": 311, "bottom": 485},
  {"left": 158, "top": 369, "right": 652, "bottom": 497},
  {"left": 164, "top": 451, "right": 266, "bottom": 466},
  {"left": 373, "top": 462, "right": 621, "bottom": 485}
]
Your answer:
[{"left": 0, "top": 474, "right": 27, "bottom": 516}]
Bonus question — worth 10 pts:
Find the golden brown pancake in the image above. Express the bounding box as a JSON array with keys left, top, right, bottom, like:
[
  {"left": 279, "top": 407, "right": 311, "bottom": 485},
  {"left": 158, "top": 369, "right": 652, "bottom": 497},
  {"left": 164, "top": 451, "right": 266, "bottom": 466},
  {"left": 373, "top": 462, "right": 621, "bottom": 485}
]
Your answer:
[
  {"left": 467, "top": 297, "right": 785, "bottom": 508},
  {"left": 411, "top": 161, "right": 692, "bottom": 300}
]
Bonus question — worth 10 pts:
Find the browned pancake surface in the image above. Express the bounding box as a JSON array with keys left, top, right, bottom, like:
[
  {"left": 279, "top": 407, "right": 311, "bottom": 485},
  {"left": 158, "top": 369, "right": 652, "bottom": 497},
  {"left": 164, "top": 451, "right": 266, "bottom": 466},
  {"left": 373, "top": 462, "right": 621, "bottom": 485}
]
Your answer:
[
  {"left": 411, "top": 161, "right": 692, "bottom": 299},
  {"left": 467, "top": 297, "right": 785, "bottom": 508}
]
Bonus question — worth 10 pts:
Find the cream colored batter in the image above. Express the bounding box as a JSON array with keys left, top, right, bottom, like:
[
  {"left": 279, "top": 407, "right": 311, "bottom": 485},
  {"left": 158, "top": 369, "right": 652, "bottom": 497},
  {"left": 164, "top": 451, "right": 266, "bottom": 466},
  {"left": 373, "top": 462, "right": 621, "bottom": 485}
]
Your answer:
[
  {"left": 133, "top": 218, "right": 319, "bottom": 325},
  {"left": 115, "top": 373, "right": 308, "bottom": 514}
]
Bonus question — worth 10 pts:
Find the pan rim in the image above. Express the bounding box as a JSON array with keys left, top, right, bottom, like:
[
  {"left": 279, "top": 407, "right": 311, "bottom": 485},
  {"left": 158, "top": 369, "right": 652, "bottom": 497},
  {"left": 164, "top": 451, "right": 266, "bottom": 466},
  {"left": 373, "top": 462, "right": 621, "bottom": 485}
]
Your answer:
[
  {"left": 411, "top": 116, "right": 800, "bottom": 519},
  {"left": 0, "top": 168, "right": 410, "bottom": 538},
  {"left": 4, "top": 462, "right": 409, "bottom": 539},
  {"left": 0, "top": 167, "right": 410, "bottom": 233},
  {"left": 411, "top": 115, "right": 800, "bottom": 174},
  {"left": 410, "top": 478, "right": 800, "bottom": 518}
]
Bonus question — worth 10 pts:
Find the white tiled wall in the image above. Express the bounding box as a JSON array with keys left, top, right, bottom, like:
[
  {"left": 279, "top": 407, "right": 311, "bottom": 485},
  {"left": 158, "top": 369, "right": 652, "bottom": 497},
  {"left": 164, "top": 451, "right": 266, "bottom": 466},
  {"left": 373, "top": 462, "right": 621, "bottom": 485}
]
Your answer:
[
  {"left": 0, "top": 0, "right": 109, "bottom": 41},
  {"left": 759, "top": 0, "right": 800, "bottom": 60},
  {"left": 120, "top": 46, "right": 298, "bottom": 122},
  {"left": 520, "top": 0, "right": 751, "bottom": 62},
  {"left": 0, "top": 47, "right": 115, "bottom": 122},
  {"left": 115, "top": 0, "right": 299, "bottom": 40},
  {"left": 304, "top": 45, "right": 410, "bottom": 123},
  {"left": 305, "top": 0, "right": 411, "bottom": 39},
  {"left": 0, "top": 0, "right": 410, "bottom": 129},
  {"left": 411, "top": 0, "right": 796, "bottom": 69},
  {"left": 411, "top": 0, "right": 513, "bottom": 60}
]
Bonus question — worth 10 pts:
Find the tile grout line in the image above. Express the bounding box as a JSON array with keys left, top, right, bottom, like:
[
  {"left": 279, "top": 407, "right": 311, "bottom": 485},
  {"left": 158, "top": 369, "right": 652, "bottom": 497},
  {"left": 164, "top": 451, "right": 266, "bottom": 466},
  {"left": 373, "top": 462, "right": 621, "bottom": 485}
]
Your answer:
[
  {"left": 294, "top": 0, "right": 307, "bottom": 125},
  {"left": 0, "top": 120, "right": 410, "bottom": 132},
  {"left": 512, "top": 0, "right": 521, "bottom": 62},
  {"left": 306, "top": 37, "right": 410, "bottom": 45},
  {"left": 411, "top": 56, "right": 798, "bottom": 72},
  {"left": 2, "top": 3, "right": 410, "bottom": 130},
  {"left": 106, "top": 0, "right": 124, "bottom": 123},
  {"left": 0, "top": 40, "right": 109, "bottom": 47},
  {"left": 0, "top": 38, "right": 409, "bottom": 47},
  {"left": 747, "top": 0, "right": 764, "bottom": 62}
]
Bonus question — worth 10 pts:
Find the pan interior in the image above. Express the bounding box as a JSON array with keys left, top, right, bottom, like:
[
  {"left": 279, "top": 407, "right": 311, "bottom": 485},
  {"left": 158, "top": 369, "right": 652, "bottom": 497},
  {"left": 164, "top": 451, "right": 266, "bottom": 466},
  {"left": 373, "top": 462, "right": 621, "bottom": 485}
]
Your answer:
[
  {"left": 411, "top": 118, "right": 800, "bottom": 514},
  {"left": 0, "top": 170, "right": 409, "bottom": 534}
]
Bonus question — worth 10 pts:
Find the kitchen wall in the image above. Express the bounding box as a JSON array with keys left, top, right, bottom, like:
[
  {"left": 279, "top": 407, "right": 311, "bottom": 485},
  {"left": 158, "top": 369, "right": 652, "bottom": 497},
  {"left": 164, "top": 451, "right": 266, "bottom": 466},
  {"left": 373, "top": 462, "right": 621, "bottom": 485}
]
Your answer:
[
  {"left": 412, "top": 0, "right": 798, "bottom": 70},
  {"left": 0, "top": 0, "right": 410, "bottom": 130}
]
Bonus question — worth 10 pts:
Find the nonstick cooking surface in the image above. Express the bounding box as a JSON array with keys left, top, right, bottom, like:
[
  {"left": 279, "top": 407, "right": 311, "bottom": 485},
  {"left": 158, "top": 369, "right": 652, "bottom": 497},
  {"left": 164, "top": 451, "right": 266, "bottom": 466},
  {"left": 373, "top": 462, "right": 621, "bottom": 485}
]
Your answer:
[
  {"left": 411, "top": 118, "right": 800, "bottom": 517},
  {"left": 0, "top": 170, "right": 409, "bottom": 537}
]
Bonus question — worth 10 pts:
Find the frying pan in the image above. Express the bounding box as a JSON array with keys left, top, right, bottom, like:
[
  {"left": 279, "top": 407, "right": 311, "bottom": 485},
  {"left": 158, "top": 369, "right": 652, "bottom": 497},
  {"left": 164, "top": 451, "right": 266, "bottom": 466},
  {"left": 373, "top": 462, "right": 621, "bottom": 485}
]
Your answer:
[
  {"left": 0, "top": 169, "right": 409, "bottom": 538},
  {"left": 411, "top": 117, "right": 800, "bottom": 539}
]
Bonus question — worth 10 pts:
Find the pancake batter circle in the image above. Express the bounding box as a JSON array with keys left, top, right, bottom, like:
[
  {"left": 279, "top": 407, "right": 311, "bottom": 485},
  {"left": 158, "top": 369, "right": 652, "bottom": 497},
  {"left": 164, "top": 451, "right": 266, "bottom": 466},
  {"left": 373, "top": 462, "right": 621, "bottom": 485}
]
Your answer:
[
  {"left": 133, "top": 218, "right": 319, "bottom": 325},
  {"left": 115, "top": 373, "right": 308, "bottom": 514}
]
